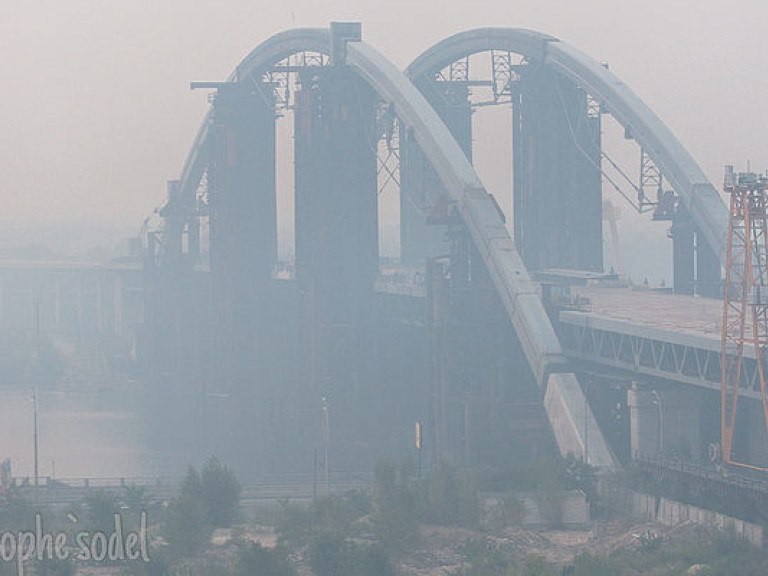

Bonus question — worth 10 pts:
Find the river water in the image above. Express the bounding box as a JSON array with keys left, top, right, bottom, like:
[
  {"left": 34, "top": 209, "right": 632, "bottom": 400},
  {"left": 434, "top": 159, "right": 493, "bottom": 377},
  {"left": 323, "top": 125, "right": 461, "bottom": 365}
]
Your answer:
[{"left": 0, "top": 385, "right": 190, "bottom": 481}]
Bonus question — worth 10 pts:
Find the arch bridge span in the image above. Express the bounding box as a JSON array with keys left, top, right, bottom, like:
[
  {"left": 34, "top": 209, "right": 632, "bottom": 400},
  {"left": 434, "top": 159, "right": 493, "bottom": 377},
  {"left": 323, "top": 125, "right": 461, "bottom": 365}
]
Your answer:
[
  {"left": 406, "top": 28, "right": 728, "bottom": 261},
  {"left": 147, "top": 25, "right": 730, "bottom": 473}
]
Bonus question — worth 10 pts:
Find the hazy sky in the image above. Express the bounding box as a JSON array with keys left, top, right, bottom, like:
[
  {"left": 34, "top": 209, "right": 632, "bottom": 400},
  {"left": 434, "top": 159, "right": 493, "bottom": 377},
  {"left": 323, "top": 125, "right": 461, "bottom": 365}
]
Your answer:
[{"left": 1, "top": 0, "right": 767, "bottom": 230}]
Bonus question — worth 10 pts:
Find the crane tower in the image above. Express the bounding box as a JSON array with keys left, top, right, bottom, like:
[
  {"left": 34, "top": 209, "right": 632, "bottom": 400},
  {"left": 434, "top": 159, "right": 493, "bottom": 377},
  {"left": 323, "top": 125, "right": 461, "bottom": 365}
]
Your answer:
[{"left": 721, "top": 165, "right": 768, "bottom": 470}]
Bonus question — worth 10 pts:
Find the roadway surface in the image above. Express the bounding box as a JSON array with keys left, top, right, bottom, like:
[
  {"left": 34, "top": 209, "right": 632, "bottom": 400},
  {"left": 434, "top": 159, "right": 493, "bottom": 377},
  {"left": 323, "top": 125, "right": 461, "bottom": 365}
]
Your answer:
[{"left": 565, "top": 286, "right": 722, "bottom": 350}]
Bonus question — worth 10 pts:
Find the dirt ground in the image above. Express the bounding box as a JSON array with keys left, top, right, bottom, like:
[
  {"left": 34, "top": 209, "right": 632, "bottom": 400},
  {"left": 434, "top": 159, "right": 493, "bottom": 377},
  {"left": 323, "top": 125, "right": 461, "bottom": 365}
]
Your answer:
[{"left": 397, "top": 518, "right": 673, "bottom": 575}]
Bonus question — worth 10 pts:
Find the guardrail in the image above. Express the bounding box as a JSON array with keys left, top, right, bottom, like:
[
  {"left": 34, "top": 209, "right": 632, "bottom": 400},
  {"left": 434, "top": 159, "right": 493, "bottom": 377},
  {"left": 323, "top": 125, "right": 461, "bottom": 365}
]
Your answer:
[{"left": 4, "top": 472, "right": 373, "bottom": 505}]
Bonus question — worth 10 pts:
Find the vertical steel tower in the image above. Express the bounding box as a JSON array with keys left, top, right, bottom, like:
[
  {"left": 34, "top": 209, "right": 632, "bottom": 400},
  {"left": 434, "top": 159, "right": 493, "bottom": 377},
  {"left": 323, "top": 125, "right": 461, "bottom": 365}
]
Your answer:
[{"left": 721, "top": 165, "right": 768, "bottom": 469}]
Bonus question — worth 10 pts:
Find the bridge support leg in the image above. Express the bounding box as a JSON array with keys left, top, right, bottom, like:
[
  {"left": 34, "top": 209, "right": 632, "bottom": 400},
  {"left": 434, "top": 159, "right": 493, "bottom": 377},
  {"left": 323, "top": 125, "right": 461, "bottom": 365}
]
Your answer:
[
  {"left": 672, "top": 206, "right": 722, "bottom": 297},
  {"left": 400, "top": 81, "right": 472, "bottom": 266},
  {"left": 696, "top": 234, "right": 722, "bottom": 298},
  {"left": 210, "top": 83, "right": 277, "bottom": 390},
  {"left": 426, "top": 226, "right": 557, "bottom": 468},
  {"left": 513, "top": 66, "right": 602, "bottom": 272},
  {"left": 628, "top": 385, "right": 700, "bottom": 460},
  {"left": 400, "top": 131, "right": 450, "bottom": 264},
  {"left": 544, "top": 373, "right": 616, "bottom": 468},
  {"left": 628, "top": 387, "right": 663, "bottom": 458},
  {"left": 204, "top": 83, "right": 279, "bottom": 468},
  {"left": 142, "top": 180, "right": 200, "bottom": 380},
  {"left": 672, "top": 208, "right": 695, "bottom": 295},
  {"left": 294, "top": 66, "right": 379, "bottom": 470},
  {"left": 735, "top": 402, "right": 768, "bottom": 468}
]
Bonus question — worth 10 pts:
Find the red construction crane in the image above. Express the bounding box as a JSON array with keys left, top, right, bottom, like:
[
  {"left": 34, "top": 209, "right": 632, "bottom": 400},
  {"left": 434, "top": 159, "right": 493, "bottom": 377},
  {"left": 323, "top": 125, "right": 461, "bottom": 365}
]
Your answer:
[{"left": 721, "top": 165, "right": 768, "bottom": 470}]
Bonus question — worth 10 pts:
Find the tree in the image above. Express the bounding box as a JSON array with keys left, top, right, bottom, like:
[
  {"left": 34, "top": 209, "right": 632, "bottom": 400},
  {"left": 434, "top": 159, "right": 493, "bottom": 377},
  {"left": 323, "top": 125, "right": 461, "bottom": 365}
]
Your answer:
[
  {"left": 200, "top": 456, "right": 241, "bottom": 528},
  {"left": 83, "top": 490, "right": 119, "bottom": 534},
  {"left": 164, "top": 466, "right": 210, "bottom": 558},
  {"left": 309, "top": 531, "right": 348, "bottom": 576}
]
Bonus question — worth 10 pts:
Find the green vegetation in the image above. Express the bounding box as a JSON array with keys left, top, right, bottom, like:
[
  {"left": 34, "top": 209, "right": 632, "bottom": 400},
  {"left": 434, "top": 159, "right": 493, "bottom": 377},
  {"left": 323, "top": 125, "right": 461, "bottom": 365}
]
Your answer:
[
  {"left": 201, "top": 456, "right": 242, "bottom": 528},
  {"left": 5, "top": 455, "right": 767, "bottom": 576},
  {"left": 459, "top": 538, "right": 513, "bottom": 576},
  {"left": 523, "top": 555, "right": 557, "bottom": 576},
  {"left": 549, "top": 531, "right": 768, "bottom": 576},
  {"left": 476, "top": 454, "right": 597, "bottom": 503},
  {"left": 232, "top": 541, "right": 296, "bottom": 576},
  {"left": 163, "top": 457, "right": 241, "bottom": 558}
]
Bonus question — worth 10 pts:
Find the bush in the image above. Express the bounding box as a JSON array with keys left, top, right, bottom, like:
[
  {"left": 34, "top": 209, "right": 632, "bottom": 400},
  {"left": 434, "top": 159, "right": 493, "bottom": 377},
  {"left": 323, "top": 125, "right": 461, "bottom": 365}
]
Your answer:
[
  {"left": 276, "top": 492, "right": 371, "bottom": 547},
  {"left": 233, "top": 541, "right": 295, "bottom": 576},
  {"left": 419, "top": 463, "right": 479, "bottom": 527},
  {"left": 481, "top": 491, "right": 527, "bottom": 532},
  {"left": 308, "top": 531, "right": 348, "bottom": 576},
  {"left": 308, "top": 532, "right": 395, "bottom": 576},
  {"left": 573, "top": 552, "right": 613, "bottom": 576},
  {"left": 82, "top": 490, "right": 119, "bottom": 534},
  {"left": 522, "top": 555, "right": 557, "bottom": 576},
  {"left": 461, "top": 538, "right": 513, "bottom": 576}
]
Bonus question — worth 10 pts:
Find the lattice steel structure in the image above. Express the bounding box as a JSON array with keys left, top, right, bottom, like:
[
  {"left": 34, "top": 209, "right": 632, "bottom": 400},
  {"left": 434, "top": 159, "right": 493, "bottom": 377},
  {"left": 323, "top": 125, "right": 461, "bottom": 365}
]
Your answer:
[{"left": 721, "top": 166, "right": 768, "bottom": 469}]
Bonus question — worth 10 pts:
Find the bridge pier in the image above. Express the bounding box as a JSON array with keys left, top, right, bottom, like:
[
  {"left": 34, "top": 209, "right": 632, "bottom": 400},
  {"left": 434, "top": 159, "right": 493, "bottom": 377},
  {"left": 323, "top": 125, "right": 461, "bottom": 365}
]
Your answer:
[
  {"left": 294, "top": 64, "right": 380, "bottom": 470},
  {"left": 696, "top": 233, "right": 721, "bottom": 298},
  {"left": 627, "top": 384, "right": 701, "bottom": 461},
  {"left": 209, "top": 82, "right": 277, "bottom": 390},
  {"left": 426, "top": 223, "right": 556, "bottom": 468},
  {"left": 671, "top": 206, "right": 722, "bottom": 297},
  {"left": 728, "top": 401, "right": 768, "bottom": 469},
  {"left": 196, "top": 82, "right": 281, "bottom": 468},
  {"left": 401, "top": 80, "right": 473, "bottom": 266},
  {"left": 141, "top": 180, "right": 202, "bottom": 381},
  {"left": 513, "top": 65, "right": 603, "bottom": 272}
]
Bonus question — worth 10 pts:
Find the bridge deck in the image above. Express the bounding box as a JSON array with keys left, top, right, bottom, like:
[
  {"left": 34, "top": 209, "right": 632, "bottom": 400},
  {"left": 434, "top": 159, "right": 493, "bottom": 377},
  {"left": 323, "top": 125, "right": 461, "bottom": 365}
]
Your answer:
[
  {"left": 564, "top": 287, "right": 722, "bottom": 351},
  {"left": 557, "top": 286, "right": 764, "bottom": 397}
]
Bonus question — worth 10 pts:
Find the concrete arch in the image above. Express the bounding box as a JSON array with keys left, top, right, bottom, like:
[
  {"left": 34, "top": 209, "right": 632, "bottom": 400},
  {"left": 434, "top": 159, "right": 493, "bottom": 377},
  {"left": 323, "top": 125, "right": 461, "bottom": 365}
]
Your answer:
[{"left": 407, "top": 28, "right": 729, "bottom": 261}]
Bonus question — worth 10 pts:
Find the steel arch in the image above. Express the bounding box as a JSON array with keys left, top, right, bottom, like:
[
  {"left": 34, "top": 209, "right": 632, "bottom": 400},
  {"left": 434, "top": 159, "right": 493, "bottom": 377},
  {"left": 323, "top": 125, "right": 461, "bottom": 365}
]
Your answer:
[
  {"left": 178, "top": 28, "right": 331, "bottom": 203},
  {"left": 175, "top": 28, "right": 565, "bottom": 391},
  {"left": 171, "top": 27, "right": 632, "bottom": 468},
  {"left": 407, "top": 28, "right": 729, "bottom": 261}
]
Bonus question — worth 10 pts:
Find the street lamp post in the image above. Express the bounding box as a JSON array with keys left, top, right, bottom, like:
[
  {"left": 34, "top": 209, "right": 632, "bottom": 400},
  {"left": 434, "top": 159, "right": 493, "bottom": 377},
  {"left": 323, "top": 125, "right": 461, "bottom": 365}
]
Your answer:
[
  {"left": 32, "top": 388, "right": 39, "bottom": 503},
  {"left": 651, "top": 389, "right": 664, "bottom": 454},
  {"left": 584, "top": 380, "right": 590, "bottom": 465},
  {"left": 321, "top": 396, "right": 330, "bottom": 496}
]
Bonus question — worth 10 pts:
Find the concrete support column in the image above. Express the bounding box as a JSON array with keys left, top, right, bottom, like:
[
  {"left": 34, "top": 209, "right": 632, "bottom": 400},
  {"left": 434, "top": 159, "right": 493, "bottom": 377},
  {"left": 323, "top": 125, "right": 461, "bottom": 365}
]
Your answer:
[
  {"left": 294, "top": 65, "right": 379, "bottom": 469},
  {"left": 513, "top": 66, "right": 602, "bottom": 272},
  {"left": 113, "top": 274, "right": 123, "bottom": 338},
  {"left": 672, "top": 209, "right": 695, "bottom": 295},
  {"left": 661, "top": 390, "right": 701, "bottom": 461},
  {"left": 628, "top": 387, "right": 662, "bottom": 458},
  {"left": 670, "top": 204, "right": 721, "bottom": 298},
  {"left": 400, "top": 81, "right": 472, "bottom": 266},
  {"left": 739, "top": 401, "right": 768, "bottom": 468},
  {"left": 209, "top": 82, "right": 277, "bottom": 390},
  {"left": 628, "top": 385, "right": 700, "bottom": 461},
  {"left": 696, "top": 233, "right": 722, "bottom": 298},
  {"left": 54, "top": 276, "right": 61, "bottom": 331}
]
